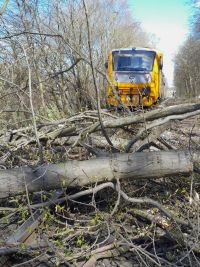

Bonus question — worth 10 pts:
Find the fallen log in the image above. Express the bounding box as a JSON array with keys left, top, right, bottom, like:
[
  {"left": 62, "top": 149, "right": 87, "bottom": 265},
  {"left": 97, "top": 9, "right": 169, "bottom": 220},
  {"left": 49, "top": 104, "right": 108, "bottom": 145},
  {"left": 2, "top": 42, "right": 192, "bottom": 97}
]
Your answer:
[
  {"left": 101, "top": 103, "right": 200, "bottom": 129},
  {"left": 0, "top": 103, "right": 199, "bottom": 158},
  {"left": 0, "top": 150, "right": 196, "bottom": 198}
]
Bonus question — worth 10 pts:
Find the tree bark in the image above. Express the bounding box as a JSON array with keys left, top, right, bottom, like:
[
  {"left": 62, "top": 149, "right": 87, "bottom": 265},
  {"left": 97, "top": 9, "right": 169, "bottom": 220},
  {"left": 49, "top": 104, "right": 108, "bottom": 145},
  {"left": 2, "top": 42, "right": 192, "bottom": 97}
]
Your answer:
[
  {"left": 100, "top": 103, "right": 200, "bottom": 129},
  {"left": 0, "top": 151, "right": 194, "bottom": 198}
]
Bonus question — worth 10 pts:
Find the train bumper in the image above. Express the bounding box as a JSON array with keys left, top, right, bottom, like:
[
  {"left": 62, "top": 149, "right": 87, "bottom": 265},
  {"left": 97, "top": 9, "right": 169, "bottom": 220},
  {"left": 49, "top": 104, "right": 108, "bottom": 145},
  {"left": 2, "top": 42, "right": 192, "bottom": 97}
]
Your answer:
[{"left": 107, "top": 86, "right": 155, "bottom": 107}]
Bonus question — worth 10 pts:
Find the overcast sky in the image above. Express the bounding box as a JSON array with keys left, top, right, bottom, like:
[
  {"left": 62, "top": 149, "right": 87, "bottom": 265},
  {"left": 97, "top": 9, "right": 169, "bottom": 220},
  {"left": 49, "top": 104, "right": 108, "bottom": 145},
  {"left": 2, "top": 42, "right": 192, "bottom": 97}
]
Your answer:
[{"left": 128, "top": 0, "right": 192, "bottom": 86}]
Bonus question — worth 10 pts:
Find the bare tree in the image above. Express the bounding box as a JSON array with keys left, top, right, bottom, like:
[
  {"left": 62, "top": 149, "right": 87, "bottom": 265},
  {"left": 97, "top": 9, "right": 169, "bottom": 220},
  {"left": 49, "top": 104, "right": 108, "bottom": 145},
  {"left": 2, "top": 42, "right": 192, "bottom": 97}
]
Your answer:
[
  {"left": 174, "top": 0, "right": 200, "bottom": 99},
  {"left": 0, "top": 0, "right": 153, "bottom": 127}
]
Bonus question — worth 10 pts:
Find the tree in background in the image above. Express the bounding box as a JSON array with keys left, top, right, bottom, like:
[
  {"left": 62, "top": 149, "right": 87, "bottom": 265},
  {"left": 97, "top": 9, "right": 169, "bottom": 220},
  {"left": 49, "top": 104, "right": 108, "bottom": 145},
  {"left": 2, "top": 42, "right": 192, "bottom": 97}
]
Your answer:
[
  {"left": 0, "top": 0, "right": 153, "bottom": 126},
  {"left": 174, "top": 0, "right": 200, "bottom": 99}
]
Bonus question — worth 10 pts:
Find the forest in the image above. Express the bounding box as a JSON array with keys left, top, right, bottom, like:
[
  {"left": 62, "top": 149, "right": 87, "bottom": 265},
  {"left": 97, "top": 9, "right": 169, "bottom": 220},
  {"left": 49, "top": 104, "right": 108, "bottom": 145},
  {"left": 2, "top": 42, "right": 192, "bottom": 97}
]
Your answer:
[
  {"left": 174, "top": 0, "right": 200, "bottom": 98},
  {"left": 0, "top": 0, "right": 200, "bottom": 267}
]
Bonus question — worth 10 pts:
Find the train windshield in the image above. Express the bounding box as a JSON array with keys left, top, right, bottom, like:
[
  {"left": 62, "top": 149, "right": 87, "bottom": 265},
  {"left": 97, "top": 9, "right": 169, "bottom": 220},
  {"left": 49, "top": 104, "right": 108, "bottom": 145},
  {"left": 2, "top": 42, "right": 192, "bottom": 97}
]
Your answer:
[{"left": 112, "top": 50, "right": 155, "bottom": 72}]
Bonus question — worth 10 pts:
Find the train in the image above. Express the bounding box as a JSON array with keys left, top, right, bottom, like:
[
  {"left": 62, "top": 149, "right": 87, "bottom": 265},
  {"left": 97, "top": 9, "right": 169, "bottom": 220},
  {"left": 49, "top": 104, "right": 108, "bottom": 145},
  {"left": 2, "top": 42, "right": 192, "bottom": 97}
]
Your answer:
[{"left": 106, "top": 47, "right": 165, "bottom": 108}]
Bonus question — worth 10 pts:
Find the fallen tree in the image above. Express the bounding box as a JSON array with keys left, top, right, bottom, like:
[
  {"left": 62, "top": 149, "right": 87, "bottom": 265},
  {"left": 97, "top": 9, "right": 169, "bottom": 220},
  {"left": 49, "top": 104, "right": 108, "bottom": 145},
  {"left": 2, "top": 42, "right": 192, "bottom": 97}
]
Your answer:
[
  {"left": 86, "top": 102, "right": 200, "bottom": 132},
  {"left": 0, "top": 150, "right": 196, "bottom": 198},
  {"left": 1, "top": 104, "right": 200, "bottom": 266},
  {"left": 0, "top": 103, "right": 198, "bottom": 162}
]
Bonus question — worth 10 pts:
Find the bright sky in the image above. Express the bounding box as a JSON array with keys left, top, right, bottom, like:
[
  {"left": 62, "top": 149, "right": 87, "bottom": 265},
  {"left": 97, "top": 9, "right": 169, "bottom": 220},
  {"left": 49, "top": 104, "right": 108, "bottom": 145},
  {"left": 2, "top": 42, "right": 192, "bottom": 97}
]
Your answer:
[{"left": 128, "top": 0, "right": 192, "bottom": 87}]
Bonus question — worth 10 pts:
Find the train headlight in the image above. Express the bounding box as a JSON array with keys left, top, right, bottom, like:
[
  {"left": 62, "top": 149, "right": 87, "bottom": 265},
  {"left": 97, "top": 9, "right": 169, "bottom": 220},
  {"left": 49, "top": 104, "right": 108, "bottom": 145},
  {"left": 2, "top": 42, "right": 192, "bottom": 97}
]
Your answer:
[
  {"left": 145, "top": 73, "right": 152, "bottom": 83},
  {"left": 142, "top": 87, "right": 151, "bottom": 96}
]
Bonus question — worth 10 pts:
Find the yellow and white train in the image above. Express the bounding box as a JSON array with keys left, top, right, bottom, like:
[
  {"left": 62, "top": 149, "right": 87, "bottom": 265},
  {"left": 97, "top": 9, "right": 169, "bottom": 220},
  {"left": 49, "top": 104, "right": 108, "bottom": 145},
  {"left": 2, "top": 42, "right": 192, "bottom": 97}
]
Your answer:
[{"left": 106, "top": 47, "right": 165, "bottom": 107}]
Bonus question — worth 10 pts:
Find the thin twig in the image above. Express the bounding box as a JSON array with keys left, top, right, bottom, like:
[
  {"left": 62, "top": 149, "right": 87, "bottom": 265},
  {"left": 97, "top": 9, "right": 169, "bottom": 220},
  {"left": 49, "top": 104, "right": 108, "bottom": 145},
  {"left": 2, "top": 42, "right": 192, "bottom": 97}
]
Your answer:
[
  {"left": 21, "top": 44, "right": 43, "bottom": 164},
  {"left": 0, "top": 0, "right": 9, "bottom": 16},
  {"left": 82, "top": 0, "right": 116, "bottom": 151}
]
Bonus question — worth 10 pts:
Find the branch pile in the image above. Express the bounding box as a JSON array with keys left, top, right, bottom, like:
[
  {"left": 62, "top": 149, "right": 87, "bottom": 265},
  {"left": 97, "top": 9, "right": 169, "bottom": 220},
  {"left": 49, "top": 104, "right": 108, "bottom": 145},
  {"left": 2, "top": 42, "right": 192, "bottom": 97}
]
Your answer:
[{"left": 1, "top": 102, "right": 200, "bottom": 267}]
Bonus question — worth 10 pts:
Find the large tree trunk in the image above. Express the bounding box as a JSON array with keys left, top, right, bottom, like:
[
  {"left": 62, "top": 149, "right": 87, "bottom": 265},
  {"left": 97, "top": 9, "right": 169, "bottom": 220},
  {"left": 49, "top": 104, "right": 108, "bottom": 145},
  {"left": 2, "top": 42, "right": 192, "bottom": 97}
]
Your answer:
[
  {"left": 0, "top": 151, "right": 195, "bottom": 198},
  {"left": 101, "top": 103, "right": 200, "bottom": 129}
]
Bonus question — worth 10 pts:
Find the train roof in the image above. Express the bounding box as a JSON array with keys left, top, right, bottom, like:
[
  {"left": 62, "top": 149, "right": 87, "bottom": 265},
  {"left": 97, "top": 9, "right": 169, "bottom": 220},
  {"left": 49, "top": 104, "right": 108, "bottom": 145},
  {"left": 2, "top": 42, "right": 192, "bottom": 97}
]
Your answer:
[{"left": 111, "top": 47, "right": 162, "bottom": 54}]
